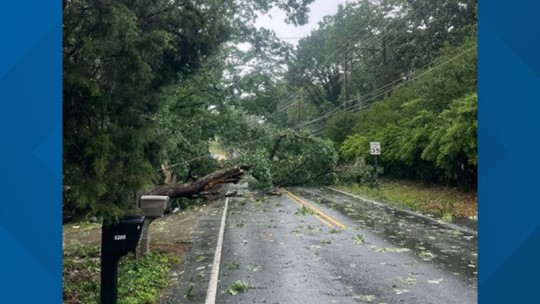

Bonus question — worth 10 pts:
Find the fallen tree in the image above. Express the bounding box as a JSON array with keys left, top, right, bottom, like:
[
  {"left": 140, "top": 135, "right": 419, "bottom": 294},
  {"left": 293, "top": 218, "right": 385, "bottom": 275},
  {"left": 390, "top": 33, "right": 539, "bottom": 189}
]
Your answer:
[
  {"left": 149, "top": 166, "right": 245, "bottom": 199},
  {"left": 63, "top": 131, "right": 374, "bottom": 223},
  {"left": 235, "top": 131, "right": 340, "bottom": 190},
  {"left": 142, "top": 132, "right": 339, "bottom": 200}
]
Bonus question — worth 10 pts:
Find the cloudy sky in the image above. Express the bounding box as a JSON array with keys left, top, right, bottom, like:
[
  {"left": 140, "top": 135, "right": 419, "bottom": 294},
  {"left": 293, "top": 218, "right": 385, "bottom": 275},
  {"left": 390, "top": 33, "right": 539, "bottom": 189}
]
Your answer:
[{"left": 255, "top": 0, "right": 351, "bottom": 46}]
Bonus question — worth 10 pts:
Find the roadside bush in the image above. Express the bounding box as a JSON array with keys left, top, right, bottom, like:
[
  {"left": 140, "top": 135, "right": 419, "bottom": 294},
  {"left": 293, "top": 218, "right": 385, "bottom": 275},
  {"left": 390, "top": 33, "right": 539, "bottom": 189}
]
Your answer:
[{"left": 338, "top": 158, "right": 380, "bottom": 188}]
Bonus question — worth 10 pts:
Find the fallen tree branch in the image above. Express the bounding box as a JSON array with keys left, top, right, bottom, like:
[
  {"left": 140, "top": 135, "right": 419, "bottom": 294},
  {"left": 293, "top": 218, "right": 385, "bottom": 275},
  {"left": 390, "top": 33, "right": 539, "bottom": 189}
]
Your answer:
[{"left": 149, "top": 166, "right": 244, "bottom": 199}]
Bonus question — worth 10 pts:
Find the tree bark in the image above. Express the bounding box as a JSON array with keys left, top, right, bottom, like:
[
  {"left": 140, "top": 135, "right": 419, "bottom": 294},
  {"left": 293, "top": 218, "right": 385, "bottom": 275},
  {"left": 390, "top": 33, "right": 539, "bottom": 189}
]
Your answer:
[{"left": 149, "top": 166, "right": 245, "bottom": 199}]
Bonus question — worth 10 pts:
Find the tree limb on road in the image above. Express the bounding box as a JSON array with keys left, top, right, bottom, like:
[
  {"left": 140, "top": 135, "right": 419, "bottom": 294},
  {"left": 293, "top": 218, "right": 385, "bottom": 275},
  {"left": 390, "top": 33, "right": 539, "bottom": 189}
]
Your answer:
[{"left": 149, "top": 166, "right": 245, "bottom": 199}]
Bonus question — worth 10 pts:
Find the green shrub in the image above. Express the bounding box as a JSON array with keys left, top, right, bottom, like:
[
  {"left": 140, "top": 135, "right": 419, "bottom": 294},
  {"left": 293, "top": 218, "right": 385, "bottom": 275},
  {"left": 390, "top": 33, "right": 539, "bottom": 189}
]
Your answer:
[{"left": 63, "top": 244, "right": 182, "bottom": 304}]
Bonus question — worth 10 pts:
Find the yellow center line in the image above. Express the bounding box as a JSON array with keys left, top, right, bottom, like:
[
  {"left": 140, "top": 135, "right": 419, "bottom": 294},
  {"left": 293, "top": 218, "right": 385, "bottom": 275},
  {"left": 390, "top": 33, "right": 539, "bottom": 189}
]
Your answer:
[
  {"left": 279, "top": 188, "right": 347, "bottom": 230},
  {"left": 281, "top": 189, "right": 334, "bottom": 228},
  {"left": 314, "top": 214, "right": 334, "bottom": 228}
]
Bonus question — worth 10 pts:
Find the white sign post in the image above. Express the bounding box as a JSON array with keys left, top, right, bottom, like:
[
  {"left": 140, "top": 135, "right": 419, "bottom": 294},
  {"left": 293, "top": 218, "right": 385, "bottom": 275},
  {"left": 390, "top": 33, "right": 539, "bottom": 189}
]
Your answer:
[
  {"left": 370, "top": 142, "right": 381, "bottom": 178},
  {"left": 370, "top": 142, "right": 381, "bottom": 155}
]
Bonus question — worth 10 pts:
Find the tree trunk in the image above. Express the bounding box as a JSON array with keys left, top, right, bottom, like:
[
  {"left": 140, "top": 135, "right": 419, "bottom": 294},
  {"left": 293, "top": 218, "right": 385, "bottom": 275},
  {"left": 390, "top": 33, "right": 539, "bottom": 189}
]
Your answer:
[{"left": 149, "top": 166, "right": 245, "bottom": 199}]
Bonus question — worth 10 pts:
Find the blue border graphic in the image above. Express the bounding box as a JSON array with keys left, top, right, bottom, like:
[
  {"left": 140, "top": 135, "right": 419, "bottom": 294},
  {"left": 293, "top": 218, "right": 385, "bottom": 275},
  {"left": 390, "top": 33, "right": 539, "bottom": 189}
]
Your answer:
[
  {"left": 0, "top": 1, "right": 62, "bottom": 302},
  {"left": 1, "top": 0, "right": 540, "bottom": 303},
  {"left": 479, "top": 0, "right": 540, "bottom": 302}
]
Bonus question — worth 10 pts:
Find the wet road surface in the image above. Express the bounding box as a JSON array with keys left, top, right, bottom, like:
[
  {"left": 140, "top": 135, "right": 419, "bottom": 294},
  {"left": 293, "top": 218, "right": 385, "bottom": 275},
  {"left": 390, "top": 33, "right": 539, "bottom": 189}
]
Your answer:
[
  {"left": 158, "top": 202, "right": 224, "bottom": 304},
  {"left": 159, "top": 184, "right": 477, "bottom": 304},
  {"left": 216, "top": 186, "right": 477, "bottom": 304}
]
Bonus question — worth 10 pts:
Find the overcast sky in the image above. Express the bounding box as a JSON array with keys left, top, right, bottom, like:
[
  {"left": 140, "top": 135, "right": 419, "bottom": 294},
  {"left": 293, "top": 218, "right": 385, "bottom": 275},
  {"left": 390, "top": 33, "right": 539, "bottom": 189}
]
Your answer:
[{"left": 255, "top": 0, "right": 351, "bottom": 46}]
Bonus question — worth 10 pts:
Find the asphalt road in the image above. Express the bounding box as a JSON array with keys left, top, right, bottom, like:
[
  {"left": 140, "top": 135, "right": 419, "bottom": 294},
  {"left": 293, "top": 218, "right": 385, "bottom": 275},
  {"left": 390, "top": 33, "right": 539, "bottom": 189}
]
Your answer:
[{"left": 215, "top": 186, "right": 477, "bottom": 304}]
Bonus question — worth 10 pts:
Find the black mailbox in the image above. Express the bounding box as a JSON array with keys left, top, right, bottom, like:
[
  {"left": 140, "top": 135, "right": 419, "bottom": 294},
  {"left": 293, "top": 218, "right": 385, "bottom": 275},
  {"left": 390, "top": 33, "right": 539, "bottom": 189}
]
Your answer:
[{"left": 101, "top": 215, "right": 144, "bottom": 304}]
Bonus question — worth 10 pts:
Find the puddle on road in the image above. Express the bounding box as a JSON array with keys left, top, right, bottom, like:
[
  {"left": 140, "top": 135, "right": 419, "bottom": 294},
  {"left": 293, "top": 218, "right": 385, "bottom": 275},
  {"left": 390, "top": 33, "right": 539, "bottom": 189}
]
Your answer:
[{"left": 293, "top": 188, "right": 478, "bottom": 284}]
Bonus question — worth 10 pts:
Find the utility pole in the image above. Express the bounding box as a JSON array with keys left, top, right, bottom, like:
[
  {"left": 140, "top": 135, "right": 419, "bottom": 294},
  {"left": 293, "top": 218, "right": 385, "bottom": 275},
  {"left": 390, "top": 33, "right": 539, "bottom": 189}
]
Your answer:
[
  {"left": 344, "top": 49, "right": 349, "bottom": 110},
  {"left": 344, "top": 43, "right": 350, "bottom": 111},
  {"left": 382, "top": 30, "right": 387, "bottom": 66},
  {"left": 296, "top": 97, "right": 302, "bottom": 132}
]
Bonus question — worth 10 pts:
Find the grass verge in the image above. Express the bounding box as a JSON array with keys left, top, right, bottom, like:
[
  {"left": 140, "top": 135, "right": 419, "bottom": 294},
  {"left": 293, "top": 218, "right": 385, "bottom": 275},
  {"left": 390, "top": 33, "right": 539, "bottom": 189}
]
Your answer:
[
  {"left": 63, "top": 242, "right": 184, "bottom": 304},
  {"left": 337, "top": 179, "right": 477, "bottom": 221}
]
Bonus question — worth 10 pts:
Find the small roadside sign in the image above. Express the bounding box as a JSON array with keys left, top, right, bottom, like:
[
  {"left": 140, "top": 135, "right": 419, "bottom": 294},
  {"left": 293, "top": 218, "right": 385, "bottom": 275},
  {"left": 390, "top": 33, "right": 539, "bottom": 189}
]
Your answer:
[{"left": 370, "top": 142, "right": 381, "bottom": 155}]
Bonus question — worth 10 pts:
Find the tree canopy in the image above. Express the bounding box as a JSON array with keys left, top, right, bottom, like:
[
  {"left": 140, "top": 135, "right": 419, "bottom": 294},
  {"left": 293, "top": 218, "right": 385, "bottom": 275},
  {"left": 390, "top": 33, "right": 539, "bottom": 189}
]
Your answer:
[
  {"left": 63, "top": 0, "right": 315, "bottom": 220},
  {"left": 63, "top": 0, "right": 478, "bottom": 221}
]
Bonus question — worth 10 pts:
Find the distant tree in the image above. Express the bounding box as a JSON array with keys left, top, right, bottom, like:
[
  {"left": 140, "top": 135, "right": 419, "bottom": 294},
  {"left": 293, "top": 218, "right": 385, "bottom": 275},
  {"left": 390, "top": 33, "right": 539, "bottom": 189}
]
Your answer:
[{"left": 322, "top": 112, "right": 358, "bottom": 146}]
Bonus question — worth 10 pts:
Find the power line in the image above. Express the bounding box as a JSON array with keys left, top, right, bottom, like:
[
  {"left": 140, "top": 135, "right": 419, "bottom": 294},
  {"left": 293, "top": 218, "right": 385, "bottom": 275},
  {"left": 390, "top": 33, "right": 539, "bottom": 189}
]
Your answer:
[
  {"left": 160, "top": 43, "right": 475, "bottom": 173},
  {"left": 305, "top": 45, "right": 477, "bottom": 134},
  {"left": 268, "top": 0, "right": 432, "bottom": 119},
  {"left": 296, "top": 6, "right": 451, "bottom": 128},
  {"left": 159, "top": 0, "right": 464, "bottom": 171}
]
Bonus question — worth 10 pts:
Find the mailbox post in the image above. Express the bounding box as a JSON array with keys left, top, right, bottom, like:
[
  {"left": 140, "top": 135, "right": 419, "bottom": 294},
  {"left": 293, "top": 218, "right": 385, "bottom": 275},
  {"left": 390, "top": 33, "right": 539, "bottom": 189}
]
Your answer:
[
  {"left": 139, "top": 195, "right": 168, "bottom": 255},
  {"left": 101, "top": 215, "right": 144, "bottom": 304}
]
